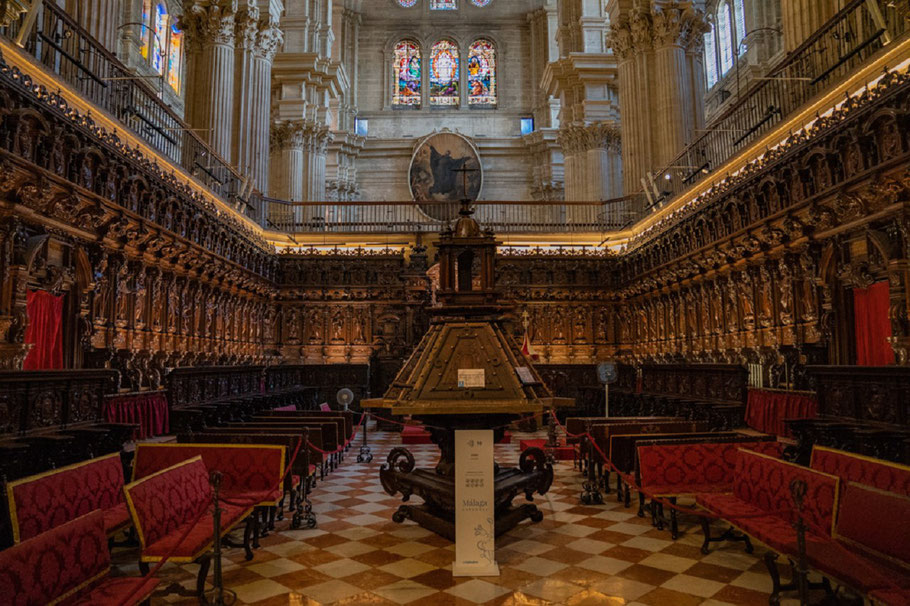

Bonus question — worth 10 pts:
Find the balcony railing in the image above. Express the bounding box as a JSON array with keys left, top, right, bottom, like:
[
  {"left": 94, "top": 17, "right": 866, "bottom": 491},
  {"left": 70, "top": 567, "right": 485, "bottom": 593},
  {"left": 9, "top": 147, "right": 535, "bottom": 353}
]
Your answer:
[
  {"left": 249, "top": 198, "right": 647, "bottom": 234},
  {"left": 647, "top": 0, "right": 909, "bottom": 210},
  {"left": 1, "top": 0, "right": 245, "bottom": 202}
]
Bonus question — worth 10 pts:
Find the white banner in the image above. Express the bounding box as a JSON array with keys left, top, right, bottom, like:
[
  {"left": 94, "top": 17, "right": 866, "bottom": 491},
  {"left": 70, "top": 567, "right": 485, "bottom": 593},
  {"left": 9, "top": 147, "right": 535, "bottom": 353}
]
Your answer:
[{"left": 453, "top": 429, "right": 499, "bottom": 577}]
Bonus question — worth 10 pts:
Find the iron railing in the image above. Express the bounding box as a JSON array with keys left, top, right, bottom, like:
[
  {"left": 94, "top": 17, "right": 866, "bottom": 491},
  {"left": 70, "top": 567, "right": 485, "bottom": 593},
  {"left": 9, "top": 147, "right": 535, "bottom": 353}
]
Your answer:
[
  {"left": 649, "top": 0, "right": 909, "bottom": 207},
  {"left": 250, "top": 198, "right": 647, "bottom": 234},
  {"left": 1, "top": 1, "right": 245, "bottom": 202}
]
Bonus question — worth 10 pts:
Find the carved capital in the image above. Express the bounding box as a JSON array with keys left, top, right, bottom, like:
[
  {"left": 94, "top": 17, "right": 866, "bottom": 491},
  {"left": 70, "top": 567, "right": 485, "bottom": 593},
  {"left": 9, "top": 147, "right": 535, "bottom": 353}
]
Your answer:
[
  {"left": 180, "top": 0, "right": 237, "bottom": 49},
  {"left": 256, "top": 21, "right": 284, "bottom": 62}
]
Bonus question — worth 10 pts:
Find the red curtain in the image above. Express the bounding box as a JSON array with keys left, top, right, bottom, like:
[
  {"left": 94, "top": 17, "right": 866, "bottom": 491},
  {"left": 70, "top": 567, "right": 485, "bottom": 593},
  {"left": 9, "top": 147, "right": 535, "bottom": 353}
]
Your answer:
[
  {"left": 853, "top": 281, "right": 895, "bottom": 366},
  {"left": 23, "top": 289, "right": 64, "bottom": 370}
]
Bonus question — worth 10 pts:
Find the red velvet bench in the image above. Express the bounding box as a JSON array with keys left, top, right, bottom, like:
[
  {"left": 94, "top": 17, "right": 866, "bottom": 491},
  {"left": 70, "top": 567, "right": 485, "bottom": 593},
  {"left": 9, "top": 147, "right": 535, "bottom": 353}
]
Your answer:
[
  {"left": 6, "top": 452, "right": 131, "bottom": 543},
  {"left": 0, "top": 510, "right": 159, "bottom": 605},
  {"left": 696, "top": 449, "right": 840, "bottom": 603},
  {"left": 124, "top": 456, "right": 255, "bottom": 598},
  {"left": 133, "top": 442, "right": 286, "bottom": 556},
  {"left": 810, "top": 445, "right": 910, "bottom": 496},
  {"left": 802, "top": 482, "right": 910, "bottom": 606},
  {"left": 636, "top": 439, "right": 783, "bottom": 539}
]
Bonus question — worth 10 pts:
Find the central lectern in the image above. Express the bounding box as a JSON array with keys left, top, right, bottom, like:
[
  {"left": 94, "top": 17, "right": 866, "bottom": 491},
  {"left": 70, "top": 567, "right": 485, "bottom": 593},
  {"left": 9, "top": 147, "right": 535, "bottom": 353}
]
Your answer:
[{"left": 363, "top": 201, "right": 572, "bottom": 541}]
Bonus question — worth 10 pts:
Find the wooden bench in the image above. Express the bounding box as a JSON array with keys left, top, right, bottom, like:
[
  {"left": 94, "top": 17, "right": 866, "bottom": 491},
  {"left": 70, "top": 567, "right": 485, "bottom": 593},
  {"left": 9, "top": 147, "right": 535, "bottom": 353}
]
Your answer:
[
  {"left": 6, "top": 452, "right": 131, "bottom": 543},
  {"left": 228, "top": 421, "right": 342, "bottom": 470},
  {"left": 802, "top": 482, "right": 910, "bottom": 605},
  {"left": 178, "top": 431, "right": 317, "bottom": 529},
  {"left": 124, "top": 457, "right": 255, "bottom": 597},
  {"left": 810, "top": 445, "right": 910, "bottom": 496},
  {"left": 0, "top": 510, "right": 159, "bottom": 605},
  {"left": 635, "top": 436, "right": 781, "bottom": 538}
]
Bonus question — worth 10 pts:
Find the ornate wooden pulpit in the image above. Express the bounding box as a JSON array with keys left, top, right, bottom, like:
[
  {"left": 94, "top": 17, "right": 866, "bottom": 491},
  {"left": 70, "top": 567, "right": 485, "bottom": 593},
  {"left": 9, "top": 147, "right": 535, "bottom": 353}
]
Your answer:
[{"left": 363, "top": 200, "right": 572, "bottom": 540}]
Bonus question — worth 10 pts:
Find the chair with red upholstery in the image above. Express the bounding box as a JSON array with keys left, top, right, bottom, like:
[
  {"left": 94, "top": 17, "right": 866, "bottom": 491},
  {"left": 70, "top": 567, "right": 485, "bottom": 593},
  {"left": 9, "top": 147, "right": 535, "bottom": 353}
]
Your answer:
[
  {"left": 696, "top": 449, "right": 840, "bottom": 603},
  {"left": 6, "top": 452, "right": 130, "bottom": 543},
  {"left": 0, "top": 510, "right": 158, "bottom": 605},
  {"left": 124, "top": 456, "right": 254, "bottom": 597},
  {"left": 636, "top": 439, "right": 782, "bottom": 538},
  {"left": 132, "top": 442, "right": 287, "bottom": 546},
  {"left": 804, "top": 482, "right": 910, "bottom": 604},
  {"left": 810, "top": 445, "right": 910, "bottom": 497}
]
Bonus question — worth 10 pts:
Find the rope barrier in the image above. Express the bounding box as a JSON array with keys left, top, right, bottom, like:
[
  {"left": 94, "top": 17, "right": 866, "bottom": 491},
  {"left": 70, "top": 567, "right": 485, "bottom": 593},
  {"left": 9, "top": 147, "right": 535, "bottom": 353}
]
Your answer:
[
  {"left": 367, "top": 410, "right": 548, "bottom": 433},
  {"left": 305, "top": 413, "right": 366, "bottom": 456}
]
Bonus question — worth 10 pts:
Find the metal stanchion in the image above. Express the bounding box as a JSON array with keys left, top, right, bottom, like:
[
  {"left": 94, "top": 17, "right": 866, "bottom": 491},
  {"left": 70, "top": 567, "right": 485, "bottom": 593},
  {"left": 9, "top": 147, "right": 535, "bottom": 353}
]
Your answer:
[
  {"left": 357, "top": 411, "right": 373, "bottom": 463},
  {"left": 790, "top": 479, "right": 810, "bottom": 606},
  {"left": 580, "top": 421, "right": 603, "bottom": 505},
  {"left": 206, "top": 471, "right": 236, "bottom": 606},
  {"left": 545, "top": 409, "right": 558, "bottom": 465}
]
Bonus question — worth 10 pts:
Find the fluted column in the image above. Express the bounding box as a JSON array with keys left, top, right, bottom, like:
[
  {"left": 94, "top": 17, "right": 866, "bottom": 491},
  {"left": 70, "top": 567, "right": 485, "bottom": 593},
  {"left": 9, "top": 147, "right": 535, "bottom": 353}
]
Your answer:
[
  {"left": 181, "top": 0, "right": 237, "bottom": 160},
  {"left": 652, "top": 4, "right": 704, "bottom": 167},
  {"left": 233, "top": 2, "right": 282, "bottom": 195},
  {"left": 608, "top": 13, "right": 649, "bottom": 195},
  {"left": 558, "top": 122, "right": 621, "bottom": 202},
  {"left": 270, "top": 121, "right": 304, "bottom": 202},
  {"left": 67, "top": 0, "right": 120, "bottom": 51},
  {"left": 782, "top": 0, "right": 844, "bottom": 52}
]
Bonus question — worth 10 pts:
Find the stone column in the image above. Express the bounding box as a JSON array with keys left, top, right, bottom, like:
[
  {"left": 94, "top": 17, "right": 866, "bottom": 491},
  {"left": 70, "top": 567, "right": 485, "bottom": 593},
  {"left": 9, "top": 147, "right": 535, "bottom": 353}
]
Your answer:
[
  {"left": 558, "top": 122, "right": 621, "bottom": 202},
  {"left": 233, "top": 3, "right": 282, "bottom": 195},
  {"left": 652, "top": 3, "right": 703, "bottom": 167},
  {"left": 269, "top": 121, "right": 304, "bottom": 202},
  {"left": 181, "top": 0, "right": 237, "bottom": 160},
  {"left": 782, "top": 0, "right": 845, "bottom": 52},
  {"left": 67, "top": 0, "right": 121, "bottom": 51}
]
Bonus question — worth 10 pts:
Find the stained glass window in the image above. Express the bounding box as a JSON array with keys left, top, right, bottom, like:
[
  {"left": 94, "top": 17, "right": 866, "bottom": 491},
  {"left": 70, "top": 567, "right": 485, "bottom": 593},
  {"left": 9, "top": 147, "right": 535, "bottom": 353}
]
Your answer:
[
  {"left": 430, "top": 0, "right": 457, "bottom": 9},
  {"left": 167, "top": 24, "right": 183, "bottom": 93},
  {"left": 717, "top": 1, "right": 733, "bottom": 75},
  {"left": 397, "top": 0, "right": 417, "bottom": 6},
  {"left": 152, "top": 3, "right": 168, "bottom": 75},
  {"left": 467, "top": 39, "right": 496, "bottom": 106},
  {"left": 140, "top": 0, "right": 151, "bottom": 59},
  {"left": 430, "top": 39, "right": 460, "bottom": 106},
  {"left": 734, "top": 0, "right": 747, "bottom": 56},
  {"left": 392, "top": 40, "right": 422, "bottom": 107},
  {"left": 471, "top": 0, "right": 492, "bottom": 5},
  {"left": 704, "top": 27, "right": 718, "bottom": 88}
]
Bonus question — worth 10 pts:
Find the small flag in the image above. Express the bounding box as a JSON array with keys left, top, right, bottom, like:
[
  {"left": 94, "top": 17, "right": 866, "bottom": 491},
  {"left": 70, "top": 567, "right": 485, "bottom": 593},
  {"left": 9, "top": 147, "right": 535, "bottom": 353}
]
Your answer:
[{"left": 521, "top": 330, "right": 539, "bottom": 361}]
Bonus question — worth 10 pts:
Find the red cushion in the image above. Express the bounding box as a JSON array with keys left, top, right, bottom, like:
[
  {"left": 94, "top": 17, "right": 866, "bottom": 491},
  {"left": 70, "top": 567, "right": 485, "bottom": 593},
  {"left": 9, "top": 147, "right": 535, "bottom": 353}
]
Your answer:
[
  {"left": 0, "top": 511, "right": 109, "bottom": 606},
  {"left": 733, "top": 449, "right": 838, "bottom": 536},
  {"left": 639, "top": 441, "right": 782, "bottom": 494},
  {"left": 133, "top": 444, "right": 285, "bottom": 504},
  {"left": 869, "top": 588, "right": 910, "bottom": 606},
  {"left": 141, "top": 501, "right": 250, "bottom": 561},
  {"left": 125, "top": 457, "right": 213, "bottom": 555},
  {"left": 66, "top": 576, "right": 160, "bottom": 606},
  {"left": 804, "top": 540, "right": 910, "bottom": 594},
  {"left": 811, "top": 446, "right": 910, "bottom": 497},
  {"left": 8, "top": 453, "right": 126, "bottom": 542},
  {"left": 836, "top": 482, "right": 910, "bottom": 570}
]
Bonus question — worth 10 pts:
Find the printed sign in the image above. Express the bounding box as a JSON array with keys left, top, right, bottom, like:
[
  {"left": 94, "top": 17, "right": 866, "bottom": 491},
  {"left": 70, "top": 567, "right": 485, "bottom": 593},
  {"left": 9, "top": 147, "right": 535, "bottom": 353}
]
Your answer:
[
  {"left": 453, "top": 430, "right": 499, "bottom": 577},
  {"left": 515, "top": 366, "right": 537, "bottom": 385},
  {"left": 458, "top": 369, "right": 486, "bottom": 388}
]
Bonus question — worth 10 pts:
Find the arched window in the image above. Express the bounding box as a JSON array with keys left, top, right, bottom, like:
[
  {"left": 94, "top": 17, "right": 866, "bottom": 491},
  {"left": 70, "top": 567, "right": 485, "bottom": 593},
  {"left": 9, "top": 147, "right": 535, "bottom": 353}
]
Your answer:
[
  {"left": 430, "top": 39, "right": 460, "bottom": 106},
  {"left": 734, "top": 0, "right": 747, "bottom": 56},
  {"left": 430, "top": 0, "right": 457, "bottom": 9},
  {"left": 167, "top": 24, "right": 183, "bottom": 94},
  {"left": 140, "top": 0, "right": 151, "bottom": 59},
  {"left": 151, "top": 3, "right": 168, "bottom": 75},
  {"left": 468, "top": 39, "right": 496, "bottom": 106},
  {"left": 397, "top": 0, "right": 417, "bottom": 6},
  {"left": 392, "top": 39, "right": 422, "bottom": 107},
  {"left": 717, "top": 2, "right": 733, "bottom": 75},
  {"left": 471, "top": 0, "right": 492, "bottom": 5},
  {"left": 704, "top": 26, "right": 718, "bottom": 88}
]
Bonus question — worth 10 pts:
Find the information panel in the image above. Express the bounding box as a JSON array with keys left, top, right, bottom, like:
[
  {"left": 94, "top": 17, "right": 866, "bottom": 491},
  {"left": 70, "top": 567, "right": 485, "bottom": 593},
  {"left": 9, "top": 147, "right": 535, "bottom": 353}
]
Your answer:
[
  {"left": 457, "top": 369, "right": 486, "bottom": 388},
  {"left": 453, "top": 429, "right": 499, "bottom": 577}
]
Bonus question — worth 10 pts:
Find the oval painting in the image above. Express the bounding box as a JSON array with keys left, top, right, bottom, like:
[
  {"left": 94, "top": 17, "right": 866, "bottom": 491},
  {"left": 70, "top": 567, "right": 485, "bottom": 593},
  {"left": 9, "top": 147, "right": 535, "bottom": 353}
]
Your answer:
[{"left": 409, "top": 132, "right": 483, "bottom": 221}]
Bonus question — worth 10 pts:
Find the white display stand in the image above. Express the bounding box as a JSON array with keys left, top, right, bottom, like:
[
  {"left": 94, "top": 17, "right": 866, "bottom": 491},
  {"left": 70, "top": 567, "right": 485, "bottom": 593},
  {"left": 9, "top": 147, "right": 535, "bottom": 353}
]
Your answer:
[{"left": 453, "top": 429, "right": 500, "bottom": 577}]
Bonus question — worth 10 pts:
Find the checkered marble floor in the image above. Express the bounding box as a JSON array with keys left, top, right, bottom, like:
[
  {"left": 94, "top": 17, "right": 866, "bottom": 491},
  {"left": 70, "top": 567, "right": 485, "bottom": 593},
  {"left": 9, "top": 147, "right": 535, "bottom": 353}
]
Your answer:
[{"left": 116, "top": 428, "right": 823, "bottom": 606}]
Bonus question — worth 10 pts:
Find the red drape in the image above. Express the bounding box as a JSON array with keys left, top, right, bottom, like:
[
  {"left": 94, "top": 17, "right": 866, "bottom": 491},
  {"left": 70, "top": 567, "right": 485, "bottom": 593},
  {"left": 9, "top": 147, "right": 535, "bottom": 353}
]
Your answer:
[
  {"left": 23, "top": 289, "right": 64, "bottom": 370},
  {"left": 853, "top": 281, "right": 895, "bottom": 366},
  {"left": 745, "top": 389, "right": 818, "bottom": 437},
  {"left": 104, "top": 392, "right": 170, "bottom": 439}
]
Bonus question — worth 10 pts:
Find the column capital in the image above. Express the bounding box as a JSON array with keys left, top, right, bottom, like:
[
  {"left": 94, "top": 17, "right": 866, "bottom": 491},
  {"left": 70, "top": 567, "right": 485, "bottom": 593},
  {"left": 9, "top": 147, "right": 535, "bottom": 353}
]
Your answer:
[
  {"left": 181, "top": 0, "right": 238, "bottom": 49},
  {"left": 652, "top": 3, "right": 707, "bottom": 49},
  {"left": 270, "top": 121, "right": 306, "bottom": 152},
  {"left": 234, "top": 2, "right": 260, "bottom": 50},
  {"left": 256, "top": 21, "right": 284, "bottom": 62},
  {"left": 606, "top": 17, "right": 635, "bottom": 61},
  {"left": 557, "top": 122, "right": 622, "bottom": 154}
]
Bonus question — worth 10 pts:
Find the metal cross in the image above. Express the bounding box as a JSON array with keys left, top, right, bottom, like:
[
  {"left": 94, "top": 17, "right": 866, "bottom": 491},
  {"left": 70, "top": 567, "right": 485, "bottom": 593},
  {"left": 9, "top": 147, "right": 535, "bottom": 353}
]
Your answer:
[{"left": 453, "top": 164, "right": 479, "bottom": 201}]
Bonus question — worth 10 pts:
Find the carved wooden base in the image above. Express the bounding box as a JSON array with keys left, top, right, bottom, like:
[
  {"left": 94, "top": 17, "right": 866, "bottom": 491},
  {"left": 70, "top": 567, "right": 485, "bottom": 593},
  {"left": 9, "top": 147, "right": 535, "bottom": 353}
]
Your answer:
[{"left": 379, "top": 436, "right": 554, "bottom": 542}]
